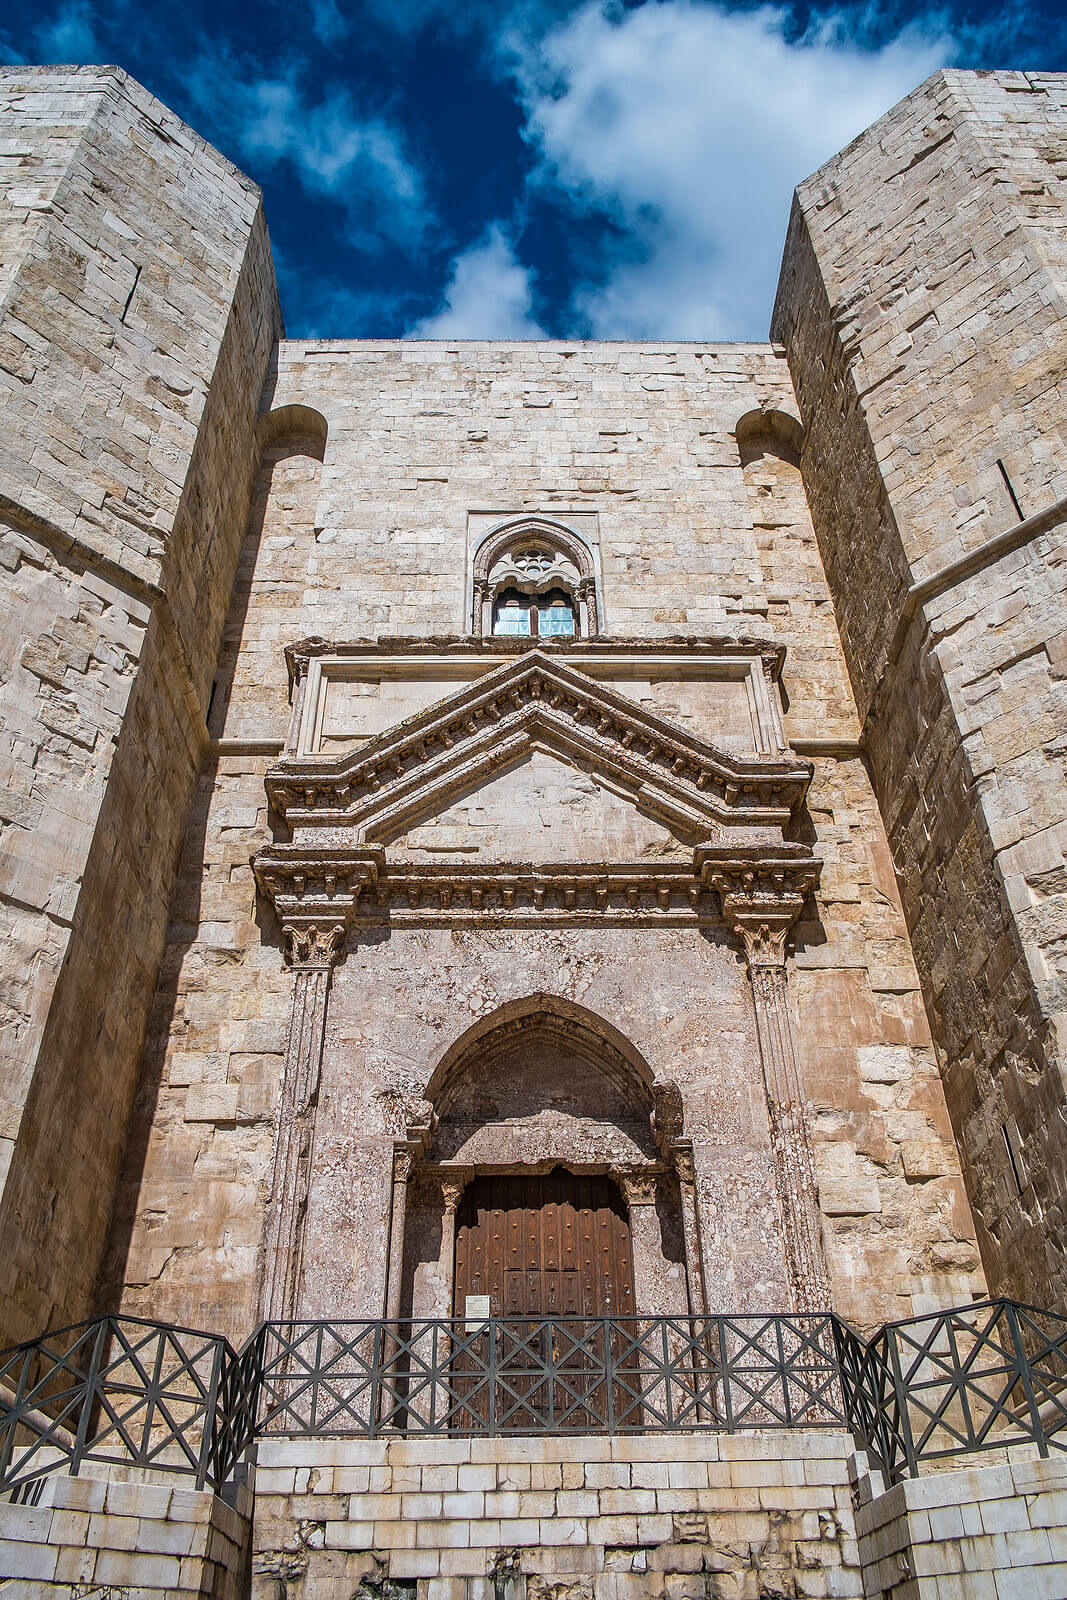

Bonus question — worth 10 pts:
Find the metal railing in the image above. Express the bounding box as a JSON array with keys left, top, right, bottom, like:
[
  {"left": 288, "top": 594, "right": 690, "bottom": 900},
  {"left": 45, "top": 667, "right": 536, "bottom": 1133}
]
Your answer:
[
  {"left": 254, "top": 1314, "right": 843, "bottom": 1438},
  {"left": 2, "top": 1298, "right": 1066, "bottom": 1495},
  {"left": 0, "top": 1316, "right": 256, "bottom": 1495},
  {"left": 836, "top": 1298, "right": 1067, "bottom": 1482}
]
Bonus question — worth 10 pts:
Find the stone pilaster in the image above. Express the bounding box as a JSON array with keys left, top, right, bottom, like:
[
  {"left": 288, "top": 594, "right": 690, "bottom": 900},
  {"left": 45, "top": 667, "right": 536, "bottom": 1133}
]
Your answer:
[
  {"left": 258, "top": 923, "right": 346, "bottom": 1324},
  {"left": 438, "top": 1172, "right": 467, "bottom": 1318},
  {"left": 713, "top": 875, "right": 829, "bottom": 1313},
  {"left": 670, "top": 1141, "right": 709, "bottom": 1318},
  {"left": 384, "top": 1143, "right": 419, "bottom": 1323},
  {"left": 618, "top": 1167, "right": 666, "bottom": 1318}
]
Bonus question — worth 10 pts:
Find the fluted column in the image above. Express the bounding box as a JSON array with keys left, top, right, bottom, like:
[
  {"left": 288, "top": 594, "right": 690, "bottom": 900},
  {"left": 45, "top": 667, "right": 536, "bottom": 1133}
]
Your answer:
[
  {"left": 258, "top": 923, "right": 346, "bottom": 1324},
  {"left": 717, "top": 885, "right": 829, "bottom": 1313}
]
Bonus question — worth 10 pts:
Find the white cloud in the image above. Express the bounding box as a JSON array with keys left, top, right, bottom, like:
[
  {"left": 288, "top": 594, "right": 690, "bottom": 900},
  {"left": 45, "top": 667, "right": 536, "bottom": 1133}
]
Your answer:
[
  {"left": 181, "top": 52, "right": 432, "bottom": 250},
  {"left": 512, "top": 1, "right": 954, "bottom": 338},
  {"left": 310, "top": 0, "right": 349, "bottom": 46},
  {"left": 411, "top": 223, "right": 546, "bottom": 338},
  {"left": 36, "top": 0, "right": 100, "bottom": 61}
]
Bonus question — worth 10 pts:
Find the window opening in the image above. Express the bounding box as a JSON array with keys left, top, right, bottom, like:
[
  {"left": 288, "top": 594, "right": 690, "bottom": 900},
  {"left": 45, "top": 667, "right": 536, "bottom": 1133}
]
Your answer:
[
  {"left": 493, "top": 589, "right": 533, "bottom": 636},
  {"left": 996, "top": 459, "right": 1025, "bottom": 521},
  {"left": 492, "top": 586, "right": 575, "bottom": 638},
  {"left": 475, "top": 521, "right": 596, "bottom": 638},
  {"left": 1003, "top": 1121, "right": 1026, "bottom": 1196}
]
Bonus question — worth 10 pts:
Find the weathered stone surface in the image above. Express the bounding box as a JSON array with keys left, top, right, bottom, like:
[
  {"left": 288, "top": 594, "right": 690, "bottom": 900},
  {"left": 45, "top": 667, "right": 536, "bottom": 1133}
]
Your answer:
[
  {"left": 0, "top": 65, "right": 281, "bottom": 1347},
  {"left": 104, "top": 339, "right": 982, "bottom": 1337},
  {"left": 773, "top": 68, "right": 1067, "bottom": 1308},
  {"left": 250, "top": 1433, "right": 865, "bottom": 1600},
  {"left": 8, "top": 61, "right": 1067, "bottom": 1600},
  {"left": 0, "top": 1465, "right": 251, "bottom": 1599}
]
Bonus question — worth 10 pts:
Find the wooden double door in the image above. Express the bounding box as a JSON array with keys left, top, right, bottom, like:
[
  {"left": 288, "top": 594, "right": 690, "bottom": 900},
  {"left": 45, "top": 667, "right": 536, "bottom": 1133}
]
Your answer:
[
  {"left": 450, "top": 1170, "right": 637, "bottom": 1430},
  {"left": 453, "top": 1169, "right": 635, "bottom": 1320}
]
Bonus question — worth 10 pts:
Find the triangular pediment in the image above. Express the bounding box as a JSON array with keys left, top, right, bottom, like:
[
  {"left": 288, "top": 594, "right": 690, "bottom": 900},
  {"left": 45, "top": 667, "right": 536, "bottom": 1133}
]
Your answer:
[
  {"left": 388, "top": 747, "right": 693, "bottom": 863},
  {"left": 267, "top": 649, "right": 812, "bottom": 848}
]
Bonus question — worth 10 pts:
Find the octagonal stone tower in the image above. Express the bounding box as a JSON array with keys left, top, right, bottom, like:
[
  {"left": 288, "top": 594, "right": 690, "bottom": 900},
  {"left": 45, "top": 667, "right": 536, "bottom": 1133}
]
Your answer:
[
  {"left": 773, "top": 69, "right": 1067, "bottom": 1307},
  {"left": 0, "top": 66, "right": 281, "bottom": 1347}
]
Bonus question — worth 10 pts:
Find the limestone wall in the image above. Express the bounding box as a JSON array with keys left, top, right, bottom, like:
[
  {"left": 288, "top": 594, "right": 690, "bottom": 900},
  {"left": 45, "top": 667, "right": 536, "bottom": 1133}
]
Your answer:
[
  {"left": 251, "top": 1431, "right": 863, "bottom": 1600},
  {"left": 0, "top": 1466, "right": 251, "bottom": 1598},
  {"left": 772, "top": 68, "right": 1067, "bottom": 1305},
  {"left": 853, "top": 1448, "right": 1067, "bottom": 1599},
  {"left": 0, "top": 66, "right": 281, "bottom": 1345},
  {"left": 108, "top": 343, "right": 982, "bottom": 1336}
]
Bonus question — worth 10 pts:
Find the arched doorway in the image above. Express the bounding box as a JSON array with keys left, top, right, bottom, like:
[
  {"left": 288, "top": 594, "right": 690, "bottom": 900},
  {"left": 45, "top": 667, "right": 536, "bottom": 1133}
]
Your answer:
[
  {"left": 392, "top": 997, "right": 703, "bottom": 1326},
  {"left": 453, "top": 1169, "right": 635, "bottom": 1321}
]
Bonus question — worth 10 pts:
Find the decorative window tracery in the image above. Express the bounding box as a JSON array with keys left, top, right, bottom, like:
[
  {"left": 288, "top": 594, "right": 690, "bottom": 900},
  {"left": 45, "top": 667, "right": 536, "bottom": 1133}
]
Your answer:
[{"left": 471, "top": 518, "right": 599, "bottom": 637}]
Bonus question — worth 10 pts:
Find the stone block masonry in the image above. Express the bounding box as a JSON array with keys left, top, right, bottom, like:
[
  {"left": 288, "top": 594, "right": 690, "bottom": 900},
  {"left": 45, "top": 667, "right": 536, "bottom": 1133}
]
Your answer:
[
  {"left": 250, "top": 1431, "right": 865, "bottom": 1599},
  {"left": 0, "top": 1464, "right": 251, "bottom": 1598},
  {"left": 107, "top": 336, "right": 983, "bottom": 1338},
  {"left": 0, "top": 66, "right": 282, "bottom": 1347},
  {"left": 773, "top": 69, "right": 1067, "bottom": 1309},
  {"left": 853, "top": 1448, "right": 1067, "bottom": 1599}
]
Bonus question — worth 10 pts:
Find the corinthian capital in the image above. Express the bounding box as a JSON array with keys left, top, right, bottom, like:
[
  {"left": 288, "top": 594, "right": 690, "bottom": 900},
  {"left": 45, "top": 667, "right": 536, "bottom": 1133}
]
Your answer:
[
  {"left": 695, "top": 845, "right": 820, "bottom": 971},
  {"left": 283, "top": 922, "right": 347, "bottom": 969}
]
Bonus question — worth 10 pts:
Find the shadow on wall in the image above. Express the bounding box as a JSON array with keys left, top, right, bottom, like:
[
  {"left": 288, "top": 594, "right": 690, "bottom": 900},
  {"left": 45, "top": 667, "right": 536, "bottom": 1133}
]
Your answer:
[{"left": 96, "top": 405, "right": 329, "bottom": 1334}]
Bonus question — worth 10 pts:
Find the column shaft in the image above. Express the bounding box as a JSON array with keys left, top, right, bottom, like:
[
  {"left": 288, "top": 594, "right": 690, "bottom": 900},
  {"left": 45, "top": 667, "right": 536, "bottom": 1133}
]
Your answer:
[
  {"left": 259, "top": 963, "right": 332, "bottom": 1323},
  {"left": 748, "top": 961, "right": 829, "bottom": 1312}
]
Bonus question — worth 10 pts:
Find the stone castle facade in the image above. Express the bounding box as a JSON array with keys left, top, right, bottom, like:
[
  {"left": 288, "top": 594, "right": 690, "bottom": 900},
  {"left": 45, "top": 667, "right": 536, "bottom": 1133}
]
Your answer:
[{"left": 1, "top": 61, "right": 1067, "bottom": 1600}]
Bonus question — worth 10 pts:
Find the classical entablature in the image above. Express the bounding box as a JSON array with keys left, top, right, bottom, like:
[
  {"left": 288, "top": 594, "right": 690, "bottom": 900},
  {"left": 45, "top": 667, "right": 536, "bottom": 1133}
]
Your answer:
[{"left": 252, "top": 646, "right": 821, "bottom": 941}]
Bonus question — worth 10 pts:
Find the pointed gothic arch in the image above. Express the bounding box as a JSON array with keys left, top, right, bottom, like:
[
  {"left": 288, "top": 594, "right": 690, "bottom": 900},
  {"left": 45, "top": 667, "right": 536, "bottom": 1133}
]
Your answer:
[
  {"left": 388, "top": 995, "right": 703, "bottom": 1324},
  {"left": 470, "top": 516, "right": 601, "bottom": 637}
]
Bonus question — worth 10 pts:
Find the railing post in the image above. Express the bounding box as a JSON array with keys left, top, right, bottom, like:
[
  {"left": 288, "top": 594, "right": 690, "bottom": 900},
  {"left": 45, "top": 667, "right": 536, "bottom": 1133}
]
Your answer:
[
  {"left": 719, "top": 1317, "right": 734, "bottom": 1433},
  {"left": 71, "top": 1319, "right": 109, "bottom": 1477},
  {"left": 604, "top": 1318, "right": 615, "bottom": 1434},
  {"left": 196, "top": 1338, "right": 226, "bottom": 1491},
  {"left": 1006, "top": 1300, "right": 1049, "bottom": 1458},
  {"left": 488, "top": 1319, "right": 497, "bottom": 1437},
  {"left": 886, "top": 1325, "right": 919, "bottom": 1480},
  {"left": 0, "top": 1344, "right": 33, "bottom": 1487},
  {"left": 830, "top": 1317, "right": 862, "bottom": 1446}
]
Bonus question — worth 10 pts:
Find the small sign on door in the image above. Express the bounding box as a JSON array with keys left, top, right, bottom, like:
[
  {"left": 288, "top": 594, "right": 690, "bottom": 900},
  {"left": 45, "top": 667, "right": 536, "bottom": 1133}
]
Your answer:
[{"left": 464, "top": 1293, "right": 491, "bottom": 1330}]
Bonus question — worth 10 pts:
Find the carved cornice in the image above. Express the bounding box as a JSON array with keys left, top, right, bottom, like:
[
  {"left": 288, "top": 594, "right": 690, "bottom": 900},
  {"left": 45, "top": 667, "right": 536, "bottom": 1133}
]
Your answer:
[
  {"left": 267, "top": 649, "right": 810, "bottom": 840},
  {"left": 255, "top": 844, "right": 822, "bottom": 939},
  {"left": 697, "top": 844, "right": 821, "bottom": 968},
  {"left": 283, "top": 633, "right": 789, "bottom": 693},
  {"left": 255, "top": 852, "right": 721, "bottom": 927}
]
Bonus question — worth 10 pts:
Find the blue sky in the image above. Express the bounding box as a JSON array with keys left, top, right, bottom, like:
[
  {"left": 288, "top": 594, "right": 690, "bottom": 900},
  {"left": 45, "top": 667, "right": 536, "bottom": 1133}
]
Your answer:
[{"left": 4, "top": 0, "right": 1066, "bottom": 340}]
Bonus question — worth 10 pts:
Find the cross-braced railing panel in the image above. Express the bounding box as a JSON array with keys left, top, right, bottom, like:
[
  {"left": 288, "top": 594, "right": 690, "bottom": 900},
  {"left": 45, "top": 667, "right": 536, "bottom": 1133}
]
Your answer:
[
  {"left": 0, "top": 1316, "right": 244, "bottom": 1495},
  {"left": 838, "top": 1299, "right": 1067, "bottom": 1483},
  {"left": 255, "top": 1315, "right": 844, "bottom": 1438},
  {"left": 5, "top": 1299, "right": 1067, "bottom": 1496}
]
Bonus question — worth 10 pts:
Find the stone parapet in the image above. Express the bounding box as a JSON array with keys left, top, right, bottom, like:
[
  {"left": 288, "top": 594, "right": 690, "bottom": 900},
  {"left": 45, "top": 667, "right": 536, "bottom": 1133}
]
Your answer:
[{"left": 853, "top": 1447, "right": 1067, "bottom": 1599}]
